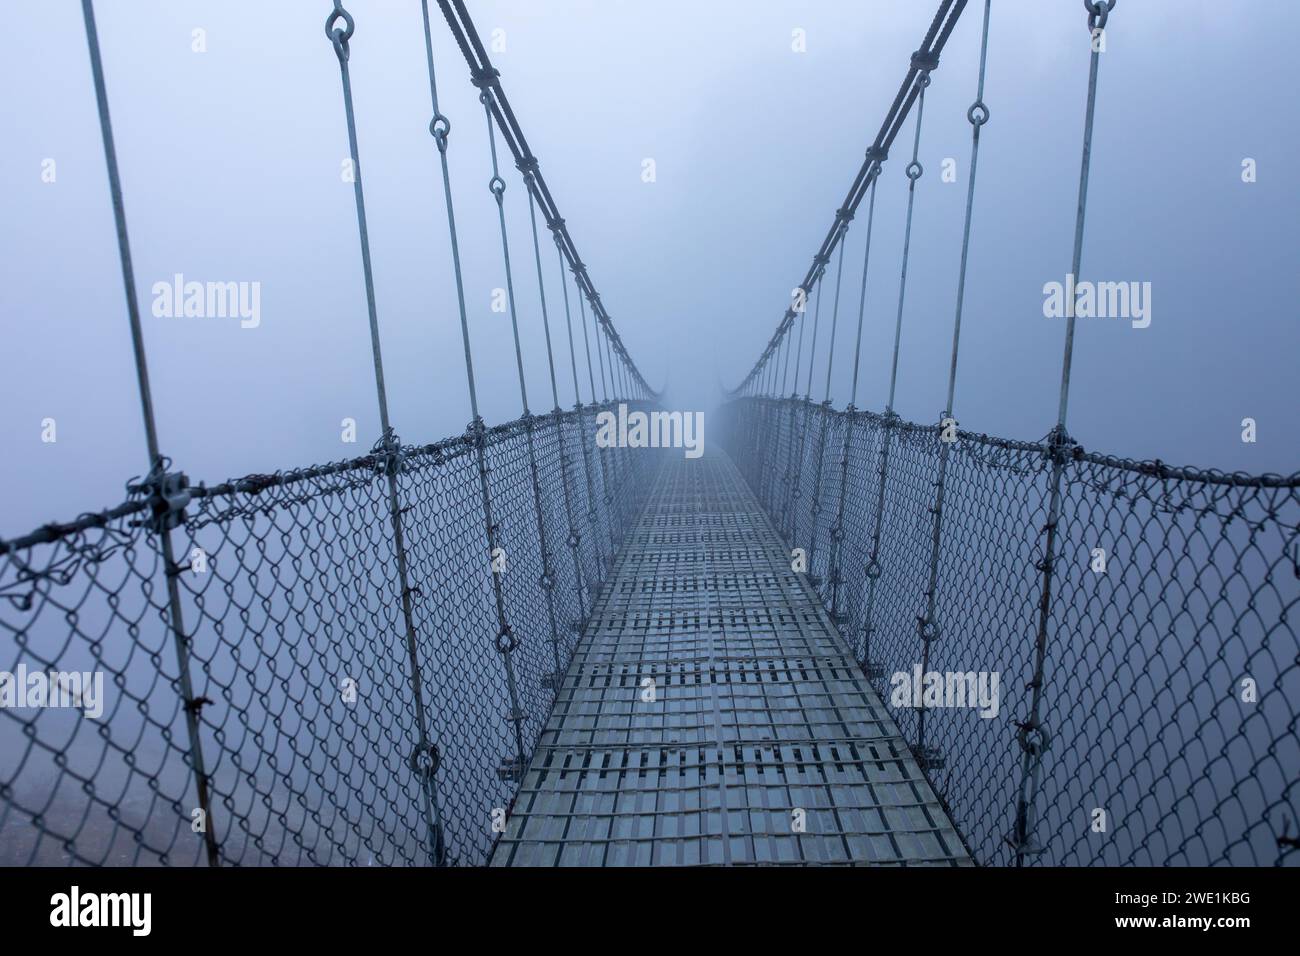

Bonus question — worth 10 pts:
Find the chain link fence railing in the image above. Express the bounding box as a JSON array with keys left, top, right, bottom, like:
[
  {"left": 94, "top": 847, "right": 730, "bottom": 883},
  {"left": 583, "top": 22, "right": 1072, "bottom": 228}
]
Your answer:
[
  {"left": 722, "top": 396, "right": 1300, "bottom": 866},
  {"left": 0, "top": 401, "right": 656, "bottom": 867}
]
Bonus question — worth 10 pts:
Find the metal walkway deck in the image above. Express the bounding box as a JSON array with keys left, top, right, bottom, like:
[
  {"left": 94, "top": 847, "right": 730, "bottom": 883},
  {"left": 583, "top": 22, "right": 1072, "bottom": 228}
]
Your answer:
[{"left": 490, "top": 452, "right": 971, "bottom": 866}]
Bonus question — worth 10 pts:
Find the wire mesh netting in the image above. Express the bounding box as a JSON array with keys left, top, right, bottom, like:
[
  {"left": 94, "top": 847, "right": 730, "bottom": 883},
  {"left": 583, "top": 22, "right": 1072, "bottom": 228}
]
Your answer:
[
  {"left": 721, "top": 396, "right": 1300, "bottom": 867},
  {"left": 0, "top": 401, "right": 656, "bottom": 867}
]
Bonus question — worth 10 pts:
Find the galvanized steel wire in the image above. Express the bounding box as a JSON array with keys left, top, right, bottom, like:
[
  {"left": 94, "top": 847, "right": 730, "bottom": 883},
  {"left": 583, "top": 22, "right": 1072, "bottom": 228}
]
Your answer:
[{"left": 0, "top": 0, "right": 656, "bottom": 867}]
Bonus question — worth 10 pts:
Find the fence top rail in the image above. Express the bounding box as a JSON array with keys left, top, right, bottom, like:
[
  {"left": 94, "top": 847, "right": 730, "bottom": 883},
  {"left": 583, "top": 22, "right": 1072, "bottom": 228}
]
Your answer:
[
  {"left": 0, "top": 399, "right": 644, "bottom": 557},
  {"left": 739, "top": 395, "right": 1300, "bottom": 490}
]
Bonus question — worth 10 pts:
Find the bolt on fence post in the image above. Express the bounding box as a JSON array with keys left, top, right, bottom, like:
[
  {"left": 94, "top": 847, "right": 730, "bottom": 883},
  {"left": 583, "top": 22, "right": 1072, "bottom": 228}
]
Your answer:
[{"left": 81, "top": 0, "right": 221, "bottom": 867}]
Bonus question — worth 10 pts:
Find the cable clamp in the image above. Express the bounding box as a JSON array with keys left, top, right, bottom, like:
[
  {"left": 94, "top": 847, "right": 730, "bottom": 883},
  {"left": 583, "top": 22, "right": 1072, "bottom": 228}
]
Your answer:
[
  {"left": 465, "top": 417, "right": 487, "bottom": 449},
  {"left": 470, "top": 66, "right": 501, "bottom": 89},
  {"left": 129, "top": 462, "right": 191, "bottom": 535},
  {"left": 371, "top": 429, "right": 404, "bottom": 477},
  {"left": 911, "top": 48, "right": 939, "bottom": 73},
  {"left": 1044, "top": 424, "right": 1079, "bottom": 466}
]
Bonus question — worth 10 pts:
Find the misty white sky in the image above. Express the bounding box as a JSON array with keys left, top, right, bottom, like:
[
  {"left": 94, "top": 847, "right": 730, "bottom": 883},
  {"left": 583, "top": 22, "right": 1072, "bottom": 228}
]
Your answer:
[{"left": 2, "top": 0, "right": 1296, "bottom": 534}]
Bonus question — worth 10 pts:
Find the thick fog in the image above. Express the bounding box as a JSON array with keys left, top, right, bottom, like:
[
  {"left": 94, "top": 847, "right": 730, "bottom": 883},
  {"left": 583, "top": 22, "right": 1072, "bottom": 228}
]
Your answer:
[{"left": 2, "top": 0, "right": 1295, "bottom": 536}]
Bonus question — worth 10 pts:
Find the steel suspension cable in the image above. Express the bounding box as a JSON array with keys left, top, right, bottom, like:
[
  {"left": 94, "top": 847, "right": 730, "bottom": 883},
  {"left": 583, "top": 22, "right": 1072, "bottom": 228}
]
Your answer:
[
  {"left": 329, "top": 0, "right": 446, "bottom": 864},
  {"left": 604, "top": 328, "right": 619, "bottom": 399},
  {"left": 574, "top": 264, "right": 600, "bottom": 404},
  {"left": 916, "top": 0, "right": 993, "bottom": 769},
  {"left": 589, "top": 293, "right": 609, "bottom": 403},
  {"left": 782, "top": 268, "right": 826, "bottom": 541},
  {"left": 804, "top": 261, "right": 827, "bottom": 400},
  {"left": 80, "top": 0, "right": 221, "bottom": 868},
  {"left": 1015, "top": 0, "right": 1116, "bottom": 865},
  {"left": 779, "top": 310, "right": 795, "bottom": 397},
  {"left": 553, "top": 230, "right": 611, "bottom": 575},
  {"left": 419, "top": 0, "right": 527, "bottom": 786},
  {"left": 480, "top": 92, "right": 530, "bottom": 411},
  {"left": 434, "top": 0, "right": 654, "bottom": 398},
  {"left": 887, "top": 77, "right": 929, "bottom": 412},
  {"left": 523, "top": 162, "right": 593, "bottom": 627},
  {"left": 578, "top": 287, "right": 617, "bottom": 558},
  {"left": 829, "top": 171, "right": 882, "bottom": 620},
  {"left": 847, "top": 174, "right": 883, "bottom": 410},
  {"left": 773, "top": 309, "right": 797, "bottom": 512},
  {"left": 778, "top": 279, "right": 813, "bottom": 540},
  {"left": 806, "top": 224, "right": 851, "bottom": 591},
  {"left": 477, "top": 83, "right": 572, "bottom": 722},
  {"left": 732, "top": 0, "right": 967, "bottom": 395},
  {"left": 822, "top": 218, "right": 852, "bottom": 404},
  {"left": 758, "top": 324, "right": 790, "bottom": 505},
  {"left": 862, "top": 67, "right": 932, "bottom": 687}
]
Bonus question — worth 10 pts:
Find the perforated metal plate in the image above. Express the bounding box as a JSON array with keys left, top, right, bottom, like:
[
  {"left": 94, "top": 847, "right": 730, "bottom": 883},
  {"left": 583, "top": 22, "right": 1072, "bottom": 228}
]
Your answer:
[{"left": 489, "top": 452, "right": 971, "bottom": 866}]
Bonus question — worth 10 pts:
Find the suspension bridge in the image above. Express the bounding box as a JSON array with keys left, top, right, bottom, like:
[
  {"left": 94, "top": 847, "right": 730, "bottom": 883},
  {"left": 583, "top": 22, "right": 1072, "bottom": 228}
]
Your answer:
[{"left": 1, "top": 0, "right": 1296, "bottom": 869}]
